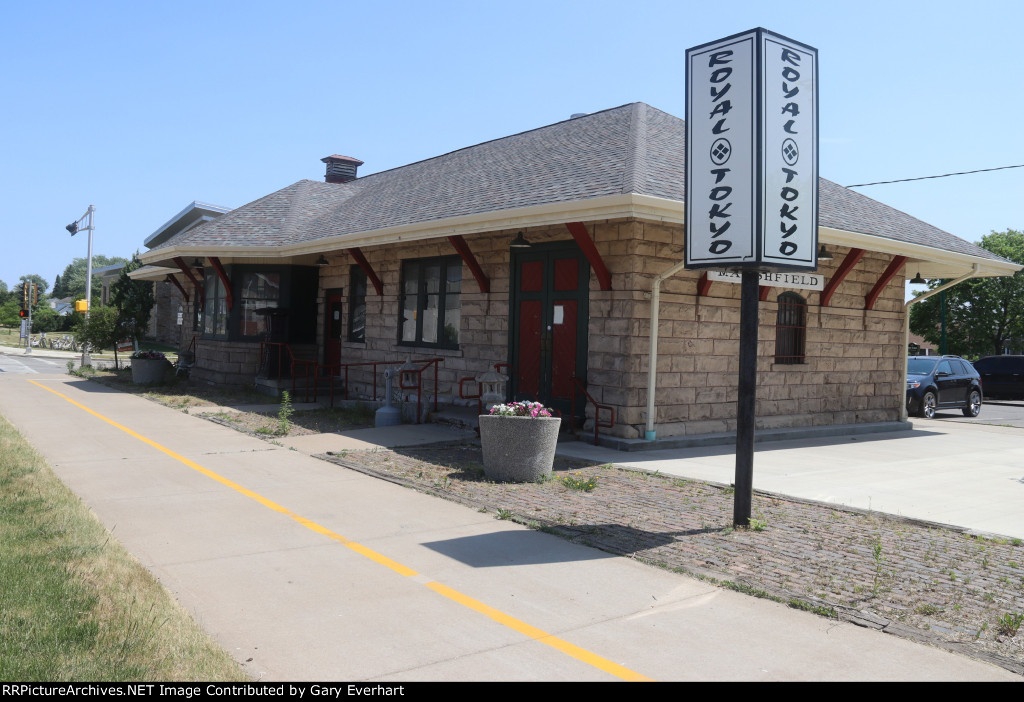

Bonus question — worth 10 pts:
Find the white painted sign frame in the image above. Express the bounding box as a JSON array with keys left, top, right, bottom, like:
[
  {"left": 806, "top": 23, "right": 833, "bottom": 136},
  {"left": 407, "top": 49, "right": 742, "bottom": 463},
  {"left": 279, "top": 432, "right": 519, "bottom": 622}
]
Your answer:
[{"left": 685, "top": 28, "right": 819, "bottom": 272}]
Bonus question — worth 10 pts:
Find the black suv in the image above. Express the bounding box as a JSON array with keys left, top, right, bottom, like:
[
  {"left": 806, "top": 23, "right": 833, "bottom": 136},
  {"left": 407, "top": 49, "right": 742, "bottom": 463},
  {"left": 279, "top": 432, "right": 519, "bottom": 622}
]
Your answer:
[
  {"left": 906, "top": 355, "right": 983, "bottom": 419},
  {"left": 971, "top": 355, "right": 1024, "bottom": 400}
]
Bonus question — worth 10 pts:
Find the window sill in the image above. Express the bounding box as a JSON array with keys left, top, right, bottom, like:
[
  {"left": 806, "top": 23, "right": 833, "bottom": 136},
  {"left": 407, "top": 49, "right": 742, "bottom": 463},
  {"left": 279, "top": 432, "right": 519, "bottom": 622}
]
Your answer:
[
  {"left": 395, "top": 342, "right": 463, "bottom": 357},
  {"left": 771, "top": 361, "right": 808, "bottom": 371}
]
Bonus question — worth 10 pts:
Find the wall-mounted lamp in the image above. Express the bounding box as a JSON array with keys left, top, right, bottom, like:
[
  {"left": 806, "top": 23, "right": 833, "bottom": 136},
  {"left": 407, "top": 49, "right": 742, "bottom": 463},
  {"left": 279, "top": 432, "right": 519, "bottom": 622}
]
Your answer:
[
  {"left": 509, "top": 232, "right": 531, "bottom": 249},
  {"left": 817, "top": 244, "right": 833, "bottom": 261},
  {"left": 910, "top": 272, "right": 927, "bottom": 284},
  {"left": 315, "top": 255, "right": 330, "bottom": 266},
  {"left": 190, "top": 257, "right": 204, "bottom": 268}
]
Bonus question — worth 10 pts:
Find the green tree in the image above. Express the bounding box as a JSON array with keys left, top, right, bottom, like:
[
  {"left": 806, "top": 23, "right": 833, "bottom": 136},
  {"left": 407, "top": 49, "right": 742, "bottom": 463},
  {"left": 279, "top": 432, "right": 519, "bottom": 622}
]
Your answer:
[
  {"left": 110, "top": 254, "right": 155, "bottom": 345},
  {"left": 52, "top": 255, "right": 127, "bottom": 302},
  {"left": 0, "top": 299, "right": 21, "bottom": 327},
  {"left": 30, "top": 305, "right": 61, "bottom": 333},
  {"left": 18, "top": 274, "right": 49, "bottom": 300},
  {"left": 910, "top": 229, "right": 1024, "bottom": 358},
  {"left": 75, "top": 305, "right": 121, "bottom": 353}
]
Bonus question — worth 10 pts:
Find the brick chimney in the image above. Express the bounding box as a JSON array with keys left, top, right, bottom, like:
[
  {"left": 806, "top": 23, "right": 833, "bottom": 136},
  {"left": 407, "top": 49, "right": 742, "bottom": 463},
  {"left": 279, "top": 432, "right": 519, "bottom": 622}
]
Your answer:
[{"left": 321, "top": 155, "right": 364, "bottom": 184}]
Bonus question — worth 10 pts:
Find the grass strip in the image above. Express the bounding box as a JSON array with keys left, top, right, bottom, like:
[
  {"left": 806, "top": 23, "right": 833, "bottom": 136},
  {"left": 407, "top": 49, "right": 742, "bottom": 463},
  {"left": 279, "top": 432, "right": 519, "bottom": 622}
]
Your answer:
[{"left": 0, "top": 413, "right": 248, "bottom": 681}]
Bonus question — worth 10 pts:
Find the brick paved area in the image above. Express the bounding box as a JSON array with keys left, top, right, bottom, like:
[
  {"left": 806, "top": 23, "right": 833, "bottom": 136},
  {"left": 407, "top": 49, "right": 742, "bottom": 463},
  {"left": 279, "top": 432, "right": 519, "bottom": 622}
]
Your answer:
[{"left": 322, "top": 442, "right": 1024, "bottom": 675}]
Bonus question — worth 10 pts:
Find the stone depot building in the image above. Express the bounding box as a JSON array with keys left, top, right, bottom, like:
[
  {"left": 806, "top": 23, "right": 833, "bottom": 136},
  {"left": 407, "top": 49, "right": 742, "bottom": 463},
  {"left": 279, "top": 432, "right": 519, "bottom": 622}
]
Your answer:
[{"left": 133, "top": 103, "right": 1017, "bottom": 442}]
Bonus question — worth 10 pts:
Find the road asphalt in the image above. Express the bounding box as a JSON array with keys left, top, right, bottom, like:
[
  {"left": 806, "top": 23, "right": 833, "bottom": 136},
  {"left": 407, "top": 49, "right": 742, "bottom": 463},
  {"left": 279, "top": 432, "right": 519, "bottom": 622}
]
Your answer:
[{"left": 0, "top": 366, "right": 1020, "bottom": 681}]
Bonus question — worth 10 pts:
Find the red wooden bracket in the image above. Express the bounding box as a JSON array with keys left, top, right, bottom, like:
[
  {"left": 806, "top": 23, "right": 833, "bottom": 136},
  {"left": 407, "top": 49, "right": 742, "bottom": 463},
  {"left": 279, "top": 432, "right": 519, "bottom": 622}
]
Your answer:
[
  {"left": 173, "top": 257, "right": 205, "bottom": 306},
  {"left": 865, "top": 255, "right": 908, "bottom": 310},
  {"left": 209, "top": 257, "right": 234, "bottom": 312},
  {"left": 821, "top": 248, "right": 865, "bottom": 307},
  {"left": 697, "top": 272, "right": 712, "bottom": 297},
  {"left": 165, "top": 274, "right": 189, "bottom": 304},
  {"left": 565, "top": 222, "right": 612, "bottom": 291},
  {"left": 350, "top": 248, "right": 383, "bottom": 295},
  {"left": 447, "top": 235, "right": 490, "bottom": 293}
]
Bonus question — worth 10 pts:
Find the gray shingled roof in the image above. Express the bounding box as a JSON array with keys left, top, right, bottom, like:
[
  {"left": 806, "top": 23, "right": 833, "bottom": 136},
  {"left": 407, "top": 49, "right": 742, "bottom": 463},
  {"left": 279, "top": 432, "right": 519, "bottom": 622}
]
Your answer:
[{"left": 148, "top": 102, "right": 1005, "bottom": 264}]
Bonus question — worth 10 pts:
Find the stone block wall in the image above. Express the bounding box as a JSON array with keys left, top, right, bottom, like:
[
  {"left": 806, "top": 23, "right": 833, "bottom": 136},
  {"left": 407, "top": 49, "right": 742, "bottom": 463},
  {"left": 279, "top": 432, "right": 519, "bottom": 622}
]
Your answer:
[
  {"left": 191, "top": 339, "right": 263, "bottom": 387},
  {"left": 316, "top": 233, "right": 514, "bottom": 403},
  {"left": 177, "top": 216, "right": 908, "bottom": 437},
  {"left": 148, "top": 281, "right": 186, "bottom": 347},
  {"left": 578, "top": 220, "right": 906, "bottom": 438}
]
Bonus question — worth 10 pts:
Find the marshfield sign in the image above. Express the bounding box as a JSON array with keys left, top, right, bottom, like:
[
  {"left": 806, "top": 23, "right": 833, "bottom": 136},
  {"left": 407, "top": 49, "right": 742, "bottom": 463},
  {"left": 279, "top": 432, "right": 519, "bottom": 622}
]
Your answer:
[
  {"left": 707, "top": 269, "right": 824, "bottom": 291},
  {"left": 685, "top": 28, "right": 819, "bottom": 271}
]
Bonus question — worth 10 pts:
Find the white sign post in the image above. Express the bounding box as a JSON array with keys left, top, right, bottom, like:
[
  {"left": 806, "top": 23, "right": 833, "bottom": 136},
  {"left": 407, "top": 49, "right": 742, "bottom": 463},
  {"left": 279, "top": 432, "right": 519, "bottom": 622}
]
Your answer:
[{"left": 685, "top": 28, "right": 818, "bottom": 527}]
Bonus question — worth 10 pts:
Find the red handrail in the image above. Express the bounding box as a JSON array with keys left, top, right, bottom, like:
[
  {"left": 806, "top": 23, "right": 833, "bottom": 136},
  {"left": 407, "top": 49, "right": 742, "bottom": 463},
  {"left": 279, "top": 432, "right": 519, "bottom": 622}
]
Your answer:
[
  {"left": 257, "top": 342, "right": 319, "bottom": 403},
  {"left": 459, "top": 362, "right": 512, "bottom": 414},
  {"left": 568, "top": 375, "right": 615, "bottom": 445},
  {"left": 397, "top": 358, "right": 443, "bottom": 423},
  {"left": 320, "top": 356, "right": 443, "bottom": 420}
]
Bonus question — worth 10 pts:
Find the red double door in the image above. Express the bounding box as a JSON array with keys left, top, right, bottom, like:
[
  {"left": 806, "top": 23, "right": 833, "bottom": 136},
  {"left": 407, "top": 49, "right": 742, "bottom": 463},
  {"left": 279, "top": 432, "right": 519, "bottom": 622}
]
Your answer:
[{"left": 509, "top": 243, "right": 589, "bottom": 416}]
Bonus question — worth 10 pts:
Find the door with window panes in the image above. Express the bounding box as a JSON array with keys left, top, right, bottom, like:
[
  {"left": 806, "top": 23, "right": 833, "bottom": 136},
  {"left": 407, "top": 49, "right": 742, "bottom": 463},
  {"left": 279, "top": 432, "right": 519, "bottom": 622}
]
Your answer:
[{"left": 509, "top": 242, "right": 589, "bottom": 417}]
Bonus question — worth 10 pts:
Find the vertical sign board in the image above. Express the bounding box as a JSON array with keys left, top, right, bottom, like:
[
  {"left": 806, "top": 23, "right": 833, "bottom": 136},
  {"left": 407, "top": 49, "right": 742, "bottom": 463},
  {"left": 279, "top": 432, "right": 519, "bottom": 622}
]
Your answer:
[
  {"left": 686, "top": 28, "right": 818, "bottom": 527},
  {"left": 686, "top": 32, "right": 757, "bottom": 267},
  {"left": 686, "top": 28, "right": 818, "bottom": 271}
]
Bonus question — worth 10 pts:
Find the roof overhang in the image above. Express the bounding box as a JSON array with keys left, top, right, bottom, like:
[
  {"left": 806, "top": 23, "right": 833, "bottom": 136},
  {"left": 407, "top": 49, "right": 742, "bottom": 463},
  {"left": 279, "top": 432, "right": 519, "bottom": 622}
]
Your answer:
[
  {"left": 822, "top": 226, "right": 1021, "bottom": 279},
  {"left": 127, "top": 264, "right": 179, "bottom": 282},
  {"left": 138, "top": 193, "right": 1020, "bottom": 279},
  {"left": 144, "top": 201, "right": 232, "bottom": 249},
  {"left": 138, "top": 194, "right": 683, "bottom": 267}
]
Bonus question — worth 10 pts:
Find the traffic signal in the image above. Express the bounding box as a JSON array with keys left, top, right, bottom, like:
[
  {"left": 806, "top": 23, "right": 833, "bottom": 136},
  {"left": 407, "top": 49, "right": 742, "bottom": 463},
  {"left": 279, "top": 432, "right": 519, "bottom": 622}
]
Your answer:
[
  {"left": 31, "top": 284, "right": 38, "bottom": 307},
  {"left": 20, "top": 281, "right": 28, "bottom": 308},
  {"left": 19, "top": 309, "right": 28, "bottom": 319}
]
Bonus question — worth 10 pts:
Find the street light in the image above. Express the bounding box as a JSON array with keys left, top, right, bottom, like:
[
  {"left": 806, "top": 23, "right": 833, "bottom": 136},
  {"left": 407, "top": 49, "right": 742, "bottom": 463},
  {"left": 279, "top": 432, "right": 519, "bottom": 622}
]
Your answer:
[{"left": 67, "top": 205, "right": 95, "bottom": 366}]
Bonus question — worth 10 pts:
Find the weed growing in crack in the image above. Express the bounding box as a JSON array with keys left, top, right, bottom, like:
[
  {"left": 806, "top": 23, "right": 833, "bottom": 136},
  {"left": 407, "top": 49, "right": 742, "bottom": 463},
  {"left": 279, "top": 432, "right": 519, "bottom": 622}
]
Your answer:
[
  {"left": 997, "top": 612, "right": 1023, "bottom": 636},
  {"left": 277, "top": 391, "right": 294, "bottom": 435},
  {"left": 560, "top": 474, "right": 598, "bottom": 492},
  {"left": 871, "top": 536, "right": 886, "bottom": 597}
]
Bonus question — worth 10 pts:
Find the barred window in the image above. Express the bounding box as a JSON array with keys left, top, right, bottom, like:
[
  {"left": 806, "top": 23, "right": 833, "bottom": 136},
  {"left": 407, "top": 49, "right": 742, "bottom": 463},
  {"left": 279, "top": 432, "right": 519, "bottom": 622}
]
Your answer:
[{"left": 774, "top": 292, "right": 806, "bottom": 364}]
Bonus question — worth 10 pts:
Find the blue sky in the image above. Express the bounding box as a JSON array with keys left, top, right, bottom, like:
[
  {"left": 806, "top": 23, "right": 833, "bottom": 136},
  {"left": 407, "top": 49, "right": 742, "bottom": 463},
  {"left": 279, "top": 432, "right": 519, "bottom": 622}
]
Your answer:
[{"left": 2, "top": 0, "right": 1021, "bottom": 292}]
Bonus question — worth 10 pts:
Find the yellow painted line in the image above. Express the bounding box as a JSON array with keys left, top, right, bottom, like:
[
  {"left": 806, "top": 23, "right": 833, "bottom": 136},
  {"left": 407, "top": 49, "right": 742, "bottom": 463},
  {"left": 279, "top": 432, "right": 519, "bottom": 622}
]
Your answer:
[
  {"left": 28, "top": 378, "right": 652, "bottom": 682},
  {"left": 425, "top": 581, "right": 654, "bottom": 682}
]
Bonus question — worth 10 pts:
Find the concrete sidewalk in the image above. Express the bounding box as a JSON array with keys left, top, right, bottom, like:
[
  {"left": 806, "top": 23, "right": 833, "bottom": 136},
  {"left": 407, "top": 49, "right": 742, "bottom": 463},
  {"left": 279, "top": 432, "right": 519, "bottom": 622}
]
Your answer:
[
  {"left": 0, "top": 372, "right": 1018, "bottom": 681},
  {"left": 556, "top": 422, "right": 1024, "bottom": 539}
]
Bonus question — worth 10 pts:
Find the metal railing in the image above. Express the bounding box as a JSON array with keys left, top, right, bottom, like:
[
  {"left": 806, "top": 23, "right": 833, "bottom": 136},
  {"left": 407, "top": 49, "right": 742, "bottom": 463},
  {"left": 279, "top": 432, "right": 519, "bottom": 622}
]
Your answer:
[
  {"left": 320, "top": 356, "right": 444, "bottom": 422},
  {"left": 458, "top": 363, "right": 510, "bottom": 415},
  {"left": 568, "top": 375, "right": 615, "bottom": 445},
  {"left": 257, "top": 342, "right": 319, "bottom": 403}
]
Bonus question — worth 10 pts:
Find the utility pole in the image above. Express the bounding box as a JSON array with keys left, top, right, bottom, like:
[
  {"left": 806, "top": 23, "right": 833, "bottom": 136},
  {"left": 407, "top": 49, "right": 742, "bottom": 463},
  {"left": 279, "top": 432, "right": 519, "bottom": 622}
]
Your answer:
[{"left": 67, "top": 205, "right": 96, "bottom": 366}]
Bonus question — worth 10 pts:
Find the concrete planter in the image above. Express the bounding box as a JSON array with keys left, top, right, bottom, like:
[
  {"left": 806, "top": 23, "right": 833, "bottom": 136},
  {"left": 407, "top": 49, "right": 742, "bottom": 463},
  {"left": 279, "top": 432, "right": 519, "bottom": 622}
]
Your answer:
[
  {"left": 131, "top": 358, "right": 169, "bottom": 384},
  {"left": 478, "top": 414, "right": 561, "bottom": 482}
]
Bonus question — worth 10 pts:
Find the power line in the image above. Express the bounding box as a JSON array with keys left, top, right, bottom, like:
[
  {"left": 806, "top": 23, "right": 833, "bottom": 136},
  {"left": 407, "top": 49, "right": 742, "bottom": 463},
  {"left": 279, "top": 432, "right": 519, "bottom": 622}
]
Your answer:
[{"left": 846, "top": 163, "right": 1024, "bottom": 188}]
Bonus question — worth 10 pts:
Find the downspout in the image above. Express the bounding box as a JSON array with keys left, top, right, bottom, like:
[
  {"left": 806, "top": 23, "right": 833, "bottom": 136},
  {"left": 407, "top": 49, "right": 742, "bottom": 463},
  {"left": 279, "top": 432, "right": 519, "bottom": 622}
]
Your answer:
[
  {"left": 901, "top": 264, "right": 981, "bottom": 422},
  {"left": 645, "top": 260, "right": 689, "bottom": 440}
]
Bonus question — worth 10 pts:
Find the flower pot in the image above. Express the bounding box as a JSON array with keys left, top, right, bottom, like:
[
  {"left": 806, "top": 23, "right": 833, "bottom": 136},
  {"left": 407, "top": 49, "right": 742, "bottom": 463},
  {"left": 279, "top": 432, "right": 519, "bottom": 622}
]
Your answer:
[
  {"left": 478, "top": 414, "right": 561, "bottom": 482},
  {"left": 131, "top": 358, "right": 168, "bottom": 384}
]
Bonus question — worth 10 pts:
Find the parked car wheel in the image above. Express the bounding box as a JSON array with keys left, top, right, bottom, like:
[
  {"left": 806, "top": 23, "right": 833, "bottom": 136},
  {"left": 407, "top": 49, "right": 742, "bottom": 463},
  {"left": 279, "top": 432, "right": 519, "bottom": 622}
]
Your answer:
[
  {"left": 919, "top": 391, "right": 937, "bottom": 419},
  {"left": 962, "top": 390, "right": 982, "bottom": 417}
]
